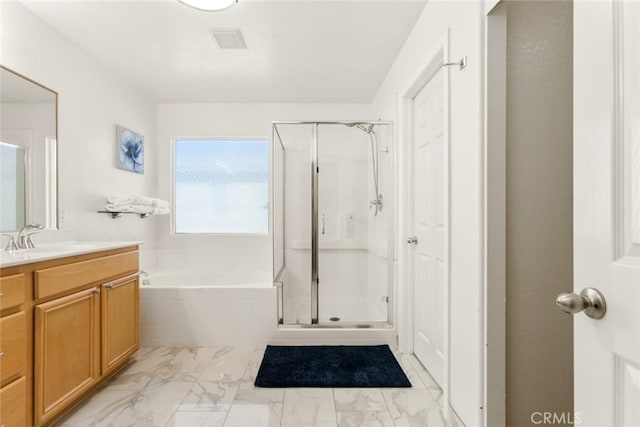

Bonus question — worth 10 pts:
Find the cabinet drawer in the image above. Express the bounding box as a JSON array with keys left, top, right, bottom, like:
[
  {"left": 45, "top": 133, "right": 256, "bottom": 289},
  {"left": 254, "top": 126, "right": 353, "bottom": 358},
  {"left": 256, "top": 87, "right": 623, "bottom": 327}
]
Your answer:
[
  {"left": 0, "top": 376, "right": 26, "bottom": 427},
  {"left": 35, "top": 251, "right": 138, "bottom": 299},
  {"left": 0, "top": 312, "right": 26, "bottom": 384},
  {"left": 0, "top": 274, "right": 25, "bottom": 312}
]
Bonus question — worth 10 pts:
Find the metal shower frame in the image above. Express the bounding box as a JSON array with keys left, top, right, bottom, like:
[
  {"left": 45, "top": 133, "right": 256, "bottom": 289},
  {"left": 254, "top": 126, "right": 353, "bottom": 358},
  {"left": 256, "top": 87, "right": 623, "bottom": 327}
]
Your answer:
[{"left": 271, "top": 120, "right": 395, "bottom": 329}]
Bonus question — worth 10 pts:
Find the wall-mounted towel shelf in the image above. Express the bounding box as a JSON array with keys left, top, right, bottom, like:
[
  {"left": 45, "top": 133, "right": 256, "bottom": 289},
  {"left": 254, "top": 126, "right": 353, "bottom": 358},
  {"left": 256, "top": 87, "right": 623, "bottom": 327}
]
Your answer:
[{"left": 98, "top": 211, "right": 150, "bottom": 219}]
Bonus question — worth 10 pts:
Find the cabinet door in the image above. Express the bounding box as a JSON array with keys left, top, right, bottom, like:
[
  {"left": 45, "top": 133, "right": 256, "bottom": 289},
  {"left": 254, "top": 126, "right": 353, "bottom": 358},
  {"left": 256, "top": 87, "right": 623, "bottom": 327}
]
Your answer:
[
  {"left": 34, "top": 287, "right": 100, "bottom": 425},
  {"left": 102, "top": 274, "right": 139, "bottom": 374}
]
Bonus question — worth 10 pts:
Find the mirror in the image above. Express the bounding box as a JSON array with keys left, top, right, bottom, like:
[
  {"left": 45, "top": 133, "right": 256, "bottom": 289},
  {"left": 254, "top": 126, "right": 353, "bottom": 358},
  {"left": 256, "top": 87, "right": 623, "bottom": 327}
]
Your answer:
[{"left": 0, "top": 66, "right": 57, "bottom": 232}]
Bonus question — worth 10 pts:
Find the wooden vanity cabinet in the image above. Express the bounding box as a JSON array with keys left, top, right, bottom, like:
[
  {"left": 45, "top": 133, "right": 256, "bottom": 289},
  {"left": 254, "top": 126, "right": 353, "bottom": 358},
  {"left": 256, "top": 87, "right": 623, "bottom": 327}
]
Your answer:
[{"left": 0, "top": 245, "right": 140, "bottom": 427}]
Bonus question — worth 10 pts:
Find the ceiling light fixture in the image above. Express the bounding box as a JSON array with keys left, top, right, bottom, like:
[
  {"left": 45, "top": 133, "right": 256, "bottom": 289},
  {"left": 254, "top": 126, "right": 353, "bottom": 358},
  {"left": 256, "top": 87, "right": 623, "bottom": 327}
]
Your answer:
[{"left": 178, "top": 0, "right": 237, "bottom": 12}]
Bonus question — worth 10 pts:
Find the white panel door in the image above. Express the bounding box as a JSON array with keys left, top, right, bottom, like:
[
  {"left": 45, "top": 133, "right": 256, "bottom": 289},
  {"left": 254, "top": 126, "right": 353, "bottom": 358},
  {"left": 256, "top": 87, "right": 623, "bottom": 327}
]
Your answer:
[
  {"left": 412, "top": 67, "right": 447, "bottom": 387},
  {"left": 574, "top": 1, "right": 640, "bottom": 425}
]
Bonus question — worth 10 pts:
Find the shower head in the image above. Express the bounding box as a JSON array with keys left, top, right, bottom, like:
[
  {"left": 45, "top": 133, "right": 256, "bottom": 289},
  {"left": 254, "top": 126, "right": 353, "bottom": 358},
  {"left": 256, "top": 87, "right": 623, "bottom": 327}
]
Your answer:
[{"left": 344, "top": 121, "right": 382, "bottom": 216}]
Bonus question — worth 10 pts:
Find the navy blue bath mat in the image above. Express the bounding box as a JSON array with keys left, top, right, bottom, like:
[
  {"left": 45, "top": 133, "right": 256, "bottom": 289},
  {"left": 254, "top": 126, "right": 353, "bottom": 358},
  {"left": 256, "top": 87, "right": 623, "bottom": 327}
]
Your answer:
[{"left": 254, "top": 345, "right": 411, "bottom": 388}]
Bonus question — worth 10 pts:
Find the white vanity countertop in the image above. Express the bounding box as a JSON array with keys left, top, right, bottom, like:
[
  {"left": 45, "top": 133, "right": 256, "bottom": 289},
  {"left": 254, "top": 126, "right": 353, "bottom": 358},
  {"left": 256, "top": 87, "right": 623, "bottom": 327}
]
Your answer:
[{"left": 0, "top": 241, "right": 143, "bottom": 268}]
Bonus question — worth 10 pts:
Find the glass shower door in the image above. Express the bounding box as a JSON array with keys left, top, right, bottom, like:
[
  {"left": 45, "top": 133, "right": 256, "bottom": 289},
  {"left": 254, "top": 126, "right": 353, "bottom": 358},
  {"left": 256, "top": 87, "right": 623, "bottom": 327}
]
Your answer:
[{"left": 316, "top": 124, "right": 389, "bottom": 324}]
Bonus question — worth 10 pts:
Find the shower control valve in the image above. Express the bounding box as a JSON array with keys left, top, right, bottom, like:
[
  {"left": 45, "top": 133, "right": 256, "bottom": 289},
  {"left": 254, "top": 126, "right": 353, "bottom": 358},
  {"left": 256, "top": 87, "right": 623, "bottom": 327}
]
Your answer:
[{"left": 369, "top": 195, "right": 383, "bottom": 211}]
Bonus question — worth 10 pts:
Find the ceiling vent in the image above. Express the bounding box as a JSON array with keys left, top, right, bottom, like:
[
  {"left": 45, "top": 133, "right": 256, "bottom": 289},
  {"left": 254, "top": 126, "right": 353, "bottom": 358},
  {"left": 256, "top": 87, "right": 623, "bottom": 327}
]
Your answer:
[{"left": 210, "top": 29, "right": 247, "bottom": 49}]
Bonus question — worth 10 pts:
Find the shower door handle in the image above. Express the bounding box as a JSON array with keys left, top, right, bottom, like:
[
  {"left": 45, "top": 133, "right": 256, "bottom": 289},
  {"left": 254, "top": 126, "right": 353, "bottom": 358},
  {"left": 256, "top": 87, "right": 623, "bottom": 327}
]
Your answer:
[
  {"left": 407, "top": 236, "right": 418, "bottom": 245},
  {"left": 321, "top": 214, "right": 325, "bottom": 235}
]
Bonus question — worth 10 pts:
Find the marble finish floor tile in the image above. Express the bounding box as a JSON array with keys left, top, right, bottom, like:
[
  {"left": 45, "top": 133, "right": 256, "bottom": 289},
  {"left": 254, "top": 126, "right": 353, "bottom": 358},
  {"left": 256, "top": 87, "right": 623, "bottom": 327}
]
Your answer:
[
  {"left": 381, "top": 389, "right": 448, "bottom": 427},
  {"left": 166, "top": 410, "right": 228, "bottom": 427},
  {"left": 54, "top": 388, "right": 138, "bottom": 426},
  {"left": 224, "top": 388, "right": 284, "bottom": 427},
  {"left": 337, "top": 411, "right": 395, "bottom": 427},
  {"left": 398, "top": 355, "right": 428, "bottom": 390},
  {"left": 59, "top": 347, "right": 460, "bottom": 427},
  {"left": 109, "top": 379, "right": 194, "bottom": 427},
  {"left": 107, "top": 347, "right": 181, "bottom": 391},
  {"left": 238, "top": 348, "right": 265, "bottom": 389},
  {"left": 404, "top": 355, "right": 444, "bottom": 402},
  {"left": 282, "top": 388, "right": 337, "bottom": 427},
  {"left": 234, "top": 387, "right": 285, "bottom": 404},
  {"left": 199, "top": 347, "right": 255, "bottom": 383},
  {"left": 223, "top": 402, "right": 282, "bottom": 427},
  {"left": 167, "top": 347, "right": 219, "bottom": 376},
  {"left": 179, "top": 380, "right": 240, "bottom": 412},
  {"left": 334, "top": 389, "right": 387, "bottom": 411},
  {"left": 151, "top": 347, "right": 222, "bottom": 384}
]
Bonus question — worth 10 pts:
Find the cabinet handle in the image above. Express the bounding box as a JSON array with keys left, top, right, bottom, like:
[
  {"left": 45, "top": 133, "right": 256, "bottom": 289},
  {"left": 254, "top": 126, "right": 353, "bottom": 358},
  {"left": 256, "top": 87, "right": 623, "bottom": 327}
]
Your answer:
[
  {"left": 0, "top": 291, "right": 4, "bottom": 297},
  {"left": 0, "top": 351, "right": 4, "bottom": 358},
  {"left": 106, "top": 284, "right": 114, "bottom": 290},
  {"left": 93, "top": 288, "right": 101, "bottom": 295}
]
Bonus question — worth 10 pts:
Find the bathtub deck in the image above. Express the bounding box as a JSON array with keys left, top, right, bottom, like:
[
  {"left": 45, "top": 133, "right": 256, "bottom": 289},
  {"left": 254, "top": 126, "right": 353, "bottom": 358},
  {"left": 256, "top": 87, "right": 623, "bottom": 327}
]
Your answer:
[{"left": 54, "top": 346, "right": 462, "bottom": 426}]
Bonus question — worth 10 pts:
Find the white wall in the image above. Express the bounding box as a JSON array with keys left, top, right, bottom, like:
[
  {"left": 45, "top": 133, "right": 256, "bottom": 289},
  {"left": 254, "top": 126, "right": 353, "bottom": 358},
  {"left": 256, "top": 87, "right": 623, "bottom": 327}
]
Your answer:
[
  {"left": 1, "top": 1, "right": 157, "bottom": 253},
  {"left": 370, "top": 1, "right": 485, "bottom": 425},
  {"left": 154, "top": 103, "right": 370, "bottom": 275}
]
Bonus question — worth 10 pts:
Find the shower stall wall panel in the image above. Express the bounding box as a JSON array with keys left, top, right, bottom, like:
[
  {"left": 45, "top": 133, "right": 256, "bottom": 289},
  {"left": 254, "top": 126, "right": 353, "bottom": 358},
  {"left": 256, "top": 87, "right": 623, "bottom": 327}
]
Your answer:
[
  {"left": 277, "top": 124, "right": 312, "bottom": 324},
  {"left": 273, "top": 131, "right": 285, "bottom": 279}
]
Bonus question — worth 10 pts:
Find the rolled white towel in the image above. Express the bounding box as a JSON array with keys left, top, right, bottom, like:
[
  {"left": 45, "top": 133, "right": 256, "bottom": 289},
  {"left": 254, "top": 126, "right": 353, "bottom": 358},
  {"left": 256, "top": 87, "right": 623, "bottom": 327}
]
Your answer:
[
  {"left": 105, "top": 204, "right": 154, "bottom": 214},
  {"left": 107, "top": 194, "right": 154, "bottom": 206},
  {"left": 151, "top": 206, "right": 170, "bottom": 215},
  {"left": 152, "top": 199, "right": 169, "bottom": 209},
  {"left": 107, "top": 195, "right": 169, "bottom": 209}
]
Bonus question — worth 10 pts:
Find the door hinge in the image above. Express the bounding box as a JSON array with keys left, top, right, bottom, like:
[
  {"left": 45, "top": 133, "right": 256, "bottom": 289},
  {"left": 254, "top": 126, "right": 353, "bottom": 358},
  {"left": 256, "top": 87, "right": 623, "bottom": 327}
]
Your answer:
[
  {"left": 316, "top": 278, "right": 320, "bottom": 285},
  {"left": 382, "top": 296, "right": 389, "bottom": 303},
  {"left": 317, "top": 166, "right": 320, "bottom": 173}
]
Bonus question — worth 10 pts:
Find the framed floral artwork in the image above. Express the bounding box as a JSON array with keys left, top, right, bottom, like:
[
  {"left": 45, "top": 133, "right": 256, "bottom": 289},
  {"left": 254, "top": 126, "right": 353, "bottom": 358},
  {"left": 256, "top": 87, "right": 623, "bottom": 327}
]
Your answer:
[{"left": 116, "top": 125, "right": 144, "bottom": 174}]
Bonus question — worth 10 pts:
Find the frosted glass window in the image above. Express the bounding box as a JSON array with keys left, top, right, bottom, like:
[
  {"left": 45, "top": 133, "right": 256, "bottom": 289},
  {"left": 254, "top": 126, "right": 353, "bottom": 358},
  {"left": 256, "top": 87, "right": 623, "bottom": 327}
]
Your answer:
[{"left": 174, "top": 139, "right": 269, "bottom": 234}]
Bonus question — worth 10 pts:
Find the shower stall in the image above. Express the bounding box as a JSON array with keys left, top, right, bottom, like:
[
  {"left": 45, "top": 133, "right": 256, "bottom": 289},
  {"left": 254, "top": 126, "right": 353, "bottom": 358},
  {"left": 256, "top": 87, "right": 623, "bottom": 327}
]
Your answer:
[{"left": 272, "top": 121, "right": 394, "bottom": 327}]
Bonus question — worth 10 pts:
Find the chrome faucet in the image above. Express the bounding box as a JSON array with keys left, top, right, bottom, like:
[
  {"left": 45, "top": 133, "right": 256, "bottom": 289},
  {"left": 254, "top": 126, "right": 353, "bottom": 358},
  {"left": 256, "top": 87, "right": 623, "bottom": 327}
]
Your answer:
[
  {"left": 17, "top": 224, "right": 44, "bottom": 249},
  {"left": 1, "top": 233, "right": 19, "bottom": 252}
]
